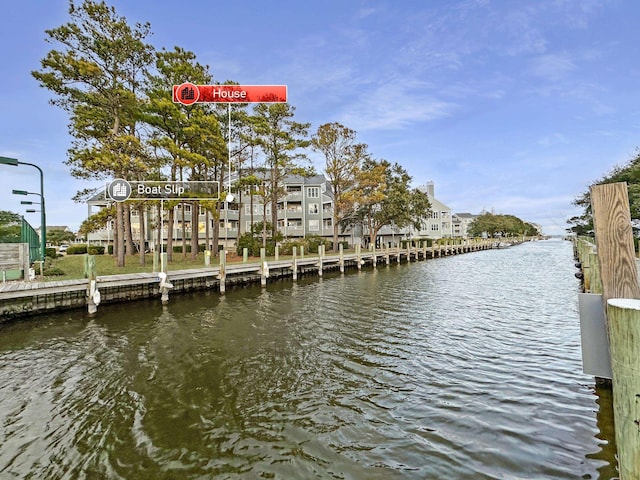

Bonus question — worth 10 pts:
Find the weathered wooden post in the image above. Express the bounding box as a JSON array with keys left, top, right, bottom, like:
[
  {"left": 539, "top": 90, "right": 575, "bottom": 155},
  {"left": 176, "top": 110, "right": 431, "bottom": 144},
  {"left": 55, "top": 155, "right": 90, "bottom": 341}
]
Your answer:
[
  {"left": 300, "top": 246, "right": 304, "bottom": 258},
  {"left": 317, "top": 244, "right": 324, "bottom": 277},
  {"left": 204, "top": 249, "right": 211, "bottom": 266},
  {"left": 589, "top": 252, "right": 603, "bottom": 295},
  {"left": 159, "top": 252, "right": 172, "bottom": 304},
  {"left": 591, "top": 181, "right": 640, "bottom": 479},
  {"left": 86, "top": 254, "right": 100, "bottom": 315},
  {"left": 605, "top": 299, "right": 640, "bottom": 479},
  {"left": 243, "top": 247, "right": 248, "bottom": 263},
  {"left": 275, "top": 245, "right": 279, "bottom": 261},
  {"left": 219, "top": 249, "right": 226, "bottom": 294},
  {"left": 355, "top": 244, "right": 361, "bottom": 270},
  {"left": 385, "top": 244, "right": 390, "bottom": 266},
  {"left": 153, "top": 250, "right": 159, "bottom": 272},
  {"left": 372, "top": 244, "right": 377, "bottom": 268},
  {"left": 260, "top": 247, "right": 268, "bottom": 287},
  {"left": 339, "top": 243, "right": 345, "bottom": 273},
  {"left": 292, "top": 246, "right": 298, "bottom": 281}
]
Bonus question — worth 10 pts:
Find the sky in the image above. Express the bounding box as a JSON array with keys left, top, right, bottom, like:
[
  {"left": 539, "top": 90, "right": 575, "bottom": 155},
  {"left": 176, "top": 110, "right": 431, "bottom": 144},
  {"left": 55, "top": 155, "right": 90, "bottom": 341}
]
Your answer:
[{"left": 1, "top": 0, "right": 639, "bottom": 236}]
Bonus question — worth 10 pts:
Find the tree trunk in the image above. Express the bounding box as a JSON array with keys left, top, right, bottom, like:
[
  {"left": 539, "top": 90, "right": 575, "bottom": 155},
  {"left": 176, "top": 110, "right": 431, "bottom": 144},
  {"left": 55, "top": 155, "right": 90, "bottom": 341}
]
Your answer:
[
  {"left": 156, "top": 202, "right": 162, "bottom": 255},
  {"left": 333, "top": 207, "right": 339, "bottom": 252},
  {"left": 190, "top": 201, "right": 198, "bottom": 261},
  {"left": 167, "top": 207, "right": 174, "bottom": 262},
  {"left": 262, "top": 202, "right": 268, "bottom": 248},
  {"left": 116, "top": 202, "right": 125, "bottom": 267},
  {"left": 205, "top": 210, "right": 210, "bottom": 251},
  {"left": 180, "top": 202, "right": 186, "bottom": 259},
  {"left": 138, "top": 203, "right": 146, "bottom": 266},
  {"left": 124, "top": 203, "right": 134, "bottom": 257}
]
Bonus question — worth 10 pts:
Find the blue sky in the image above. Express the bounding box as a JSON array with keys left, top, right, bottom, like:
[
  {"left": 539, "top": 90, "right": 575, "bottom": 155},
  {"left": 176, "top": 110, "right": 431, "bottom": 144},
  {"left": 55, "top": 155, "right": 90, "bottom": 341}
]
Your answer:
[{"left": 1, "top": 0, "right": 639, "bottom": 235}]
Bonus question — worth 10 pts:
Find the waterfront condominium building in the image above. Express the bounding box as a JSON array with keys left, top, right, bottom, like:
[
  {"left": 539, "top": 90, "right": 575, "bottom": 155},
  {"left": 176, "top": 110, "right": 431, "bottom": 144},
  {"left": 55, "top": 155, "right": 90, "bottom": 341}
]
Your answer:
[{"left": 85, "top": 174, "right": 354, "bottom": 250}]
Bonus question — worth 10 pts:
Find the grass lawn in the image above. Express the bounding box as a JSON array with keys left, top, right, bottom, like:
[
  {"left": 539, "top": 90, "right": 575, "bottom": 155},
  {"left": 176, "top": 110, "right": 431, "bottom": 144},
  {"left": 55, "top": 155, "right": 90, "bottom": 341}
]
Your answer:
[{"left": 42, "top": 249, "right": 350, "bottom": 281}]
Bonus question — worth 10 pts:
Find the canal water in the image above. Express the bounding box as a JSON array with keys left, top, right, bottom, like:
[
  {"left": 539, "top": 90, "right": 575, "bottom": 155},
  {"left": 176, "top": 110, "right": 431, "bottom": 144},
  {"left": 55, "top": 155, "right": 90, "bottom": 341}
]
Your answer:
[{"left": 0, "top": 239, "right": 618, "bottom": 479}]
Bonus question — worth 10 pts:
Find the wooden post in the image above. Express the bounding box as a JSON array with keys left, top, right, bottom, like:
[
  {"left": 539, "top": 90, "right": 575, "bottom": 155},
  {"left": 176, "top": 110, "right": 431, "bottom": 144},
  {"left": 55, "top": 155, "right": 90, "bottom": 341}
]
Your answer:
[
  {"left": 591, "top": 182, "right": 640, "bottom": 305},
  {"left": 300, "top": 246, "right": 304, "bottom": 258},
  {"left": 372, "top": 244, "right": 377, "bottom": 269},
  {"left": 86, "top": 254, "right": 99, "bottom": 315},
  {"left": 318, "top": 244, "right": 324, "bottom": 277},
  {"left": 385, "top": 244, "right": 390, "bottom": 266},
  {"left": 243, "top": 247, "right": 248, "bottom": 263},
  {"left": 260, "top": 247, "right": 268, "bottom": 287},
  {"left": 153, "top": 250, "right": 159, "bottom": 272},
  {"left": 591, "top": 182, "right": 640, "bottom": 479},
  {"left": 339, "top": 243, "right": 344, "bottom": 273},
  {"left": 589, "top": 252, "right": 603, "bottom": 295},
  {"left": 275, "top": 245, "right": 279, "bottom": 261},
  {"left": 606, "top": 299, "right": 640, "bottom": 479},
  {"left": 219, "top": 249, "right": 226, "bottom": 294},
  {"left": 292, "top": 247, "right": 298, "bottom": 281},
  {"left": 356, "top": 244, "right": 361, "bottom": 270},
  {"left": 204, "top": 249, "right": 211, "bottom": 266},
  {"left": 160, "top": 252, "right": 170, "bottom": 304}
]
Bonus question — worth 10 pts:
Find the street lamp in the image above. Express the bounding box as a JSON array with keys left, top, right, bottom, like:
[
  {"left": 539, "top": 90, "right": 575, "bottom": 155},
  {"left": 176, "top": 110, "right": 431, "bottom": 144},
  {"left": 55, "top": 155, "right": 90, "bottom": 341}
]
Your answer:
[{"left": 1, "top": 156, "right": 47, "bottom": 265}]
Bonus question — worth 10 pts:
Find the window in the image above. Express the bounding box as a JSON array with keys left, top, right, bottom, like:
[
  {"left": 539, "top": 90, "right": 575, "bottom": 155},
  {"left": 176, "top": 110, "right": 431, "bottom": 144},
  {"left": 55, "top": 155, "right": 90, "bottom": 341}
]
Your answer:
[
  {"left": 307, "top": 187, "right": 319, "bottom": 198},
  {"left": 308, "top": 219, "right": 319, "bottom": 231},
  {"left": 246, "top": 221, "right": 253, "bottom": 232},
  {"left": 308, "top": 203, "right": 319, "bottom": 214},
  {"left": 245, "top": 204, "right": 270, "bottom": 215},
  {"left": 431, "top": 224, "right": 439, "bottom": 231},
  {"left": 287, "top": 185, "right": 302, "bottom": 193},
  {"left": 287, "top": 219, "right": 303, "bottom": 229},
  {"left": 323, "top": 218, "right": 332, "bottom": 229},
  {"left": 432, "top": 211, "right": 439, "bottom": 219}
]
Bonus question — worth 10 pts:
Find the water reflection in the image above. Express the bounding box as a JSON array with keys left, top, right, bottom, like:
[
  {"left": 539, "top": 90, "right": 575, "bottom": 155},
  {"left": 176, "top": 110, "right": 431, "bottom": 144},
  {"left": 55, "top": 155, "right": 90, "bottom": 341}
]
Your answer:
[{"left": 0, "top": 240, "right": 620, "bottom": 478}]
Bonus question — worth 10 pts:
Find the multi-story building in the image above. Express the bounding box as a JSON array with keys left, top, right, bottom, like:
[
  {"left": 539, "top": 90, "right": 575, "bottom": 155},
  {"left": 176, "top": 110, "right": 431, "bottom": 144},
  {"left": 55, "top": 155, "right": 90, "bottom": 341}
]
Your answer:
[
  {"left": 452, "top": 213, "right": 477, "bottom": 238},
  {"left": 411, "top": 181, "right": 453, "bottom": 239},
  {"left": 86, "top": 177, "right": 461, "bottom": 249},
  {"left": 86, "top": 174, "right": 352, "bottom": 250}
]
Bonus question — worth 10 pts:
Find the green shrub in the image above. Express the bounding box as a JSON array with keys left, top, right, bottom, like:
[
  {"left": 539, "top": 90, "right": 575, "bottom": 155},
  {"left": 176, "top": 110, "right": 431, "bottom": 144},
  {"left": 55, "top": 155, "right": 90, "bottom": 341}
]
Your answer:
[
  {"left": 88, "top": 246, "right": 105, "bottom": 255},
  {"left": 305, "top": 235, "right": 330, "bottom": 253},
  {"left": 279, "top": 239, "right": 307, "bottom": 255},
  {"left": 45, "top": 247, "right": 57, "bottom": 259},
  {"left": 43, "top": 267, "right": 65, "bottom": 276},
  {"left": 66, "top": 244, "right": 87, "bottom": 255},
  {"left": 236, "top": 233, "right": 275, "bottom": 256}
]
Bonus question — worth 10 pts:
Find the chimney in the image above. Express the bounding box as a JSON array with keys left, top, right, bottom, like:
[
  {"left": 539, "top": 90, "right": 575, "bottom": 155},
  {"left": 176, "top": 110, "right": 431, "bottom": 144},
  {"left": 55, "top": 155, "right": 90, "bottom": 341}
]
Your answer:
[{"left": 426, "top": 181, "right": 435, "bottom": 197}]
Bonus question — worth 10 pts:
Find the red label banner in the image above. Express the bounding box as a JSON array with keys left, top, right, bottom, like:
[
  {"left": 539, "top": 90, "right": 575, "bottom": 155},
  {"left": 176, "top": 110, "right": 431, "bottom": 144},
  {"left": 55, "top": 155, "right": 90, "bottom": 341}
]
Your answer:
[{"left": 173, "top": 83, "right": 287, "bottom": 104}]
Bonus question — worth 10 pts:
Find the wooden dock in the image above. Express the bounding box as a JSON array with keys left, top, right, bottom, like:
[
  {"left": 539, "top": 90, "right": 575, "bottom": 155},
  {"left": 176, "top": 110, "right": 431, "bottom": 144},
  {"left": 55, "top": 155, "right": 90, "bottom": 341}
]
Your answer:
[{"left": 1, "top": 239, "right": 507, "bottom": 320}]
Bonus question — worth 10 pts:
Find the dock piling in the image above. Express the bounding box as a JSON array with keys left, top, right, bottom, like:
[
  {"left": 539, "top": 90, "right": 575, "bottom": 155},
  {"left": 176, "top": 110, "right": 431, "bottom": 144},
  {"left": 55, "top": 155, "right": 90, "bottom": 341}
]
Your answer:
[{"left": 86, "top": 254, "right": 100, "bottom": 315}]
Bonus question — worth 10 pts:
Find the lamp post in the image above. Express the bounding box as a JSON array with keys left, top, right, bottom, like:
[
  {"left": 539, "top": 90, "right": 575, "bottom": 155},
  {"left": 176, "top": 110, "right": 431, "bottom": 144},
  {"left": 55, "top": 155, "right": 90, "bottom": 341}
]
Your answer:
[{"left": 1, "top": 156, "right": 46, "bottom": 265}]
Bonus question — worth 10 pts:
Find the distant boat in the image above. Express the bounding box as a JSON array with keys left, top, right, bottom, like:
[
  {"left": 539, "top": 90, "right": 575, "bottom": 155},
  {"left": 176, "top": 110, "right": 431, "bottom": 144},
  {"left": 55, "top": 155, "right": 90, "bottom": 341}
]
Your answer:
[{"left": 495, "top": 241, "right": 513, "bottom": 248}]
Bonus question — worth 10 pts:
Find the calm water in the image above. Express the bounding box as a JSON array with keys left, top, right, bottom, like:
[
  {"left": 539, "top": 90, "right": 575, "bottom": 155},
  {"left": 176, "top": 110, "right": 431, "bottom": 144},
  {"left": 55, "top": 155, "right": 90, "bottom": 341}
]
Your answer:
[{"left": 0, "top": 239, "right": 618, "bottom": 479}]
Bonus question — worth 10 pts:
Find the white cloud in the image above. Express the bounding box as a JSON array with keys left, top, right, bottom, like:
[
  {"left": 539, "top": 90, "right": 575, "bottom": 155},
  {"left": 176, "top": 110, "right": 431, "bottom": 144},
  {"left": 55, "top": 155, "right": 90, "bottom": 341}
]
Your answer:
[
  {"left": 529, "top": 53, "right": 577, "bottom": 81},
  {"left": 337, "top": 81, "right": 458, "bottom": 131}
]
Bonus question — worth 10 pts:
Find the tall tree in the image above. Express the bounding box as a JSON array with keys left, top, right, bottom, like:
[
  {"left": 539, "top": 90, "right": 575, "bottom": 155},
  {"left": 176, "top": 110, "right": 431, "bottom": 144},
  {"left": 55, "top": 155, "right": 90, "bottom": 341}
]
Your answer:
[
  {"left": 468, "top": 212, "right": 532, "bottom": 237},
  {"left": 32, "top": 0, "right": 154, "bottom": 267},
  {"left": 250, "top": 103, "right": 310, "bottom": 240},
  {"left": 348, "top": 159, "right": 431, "bottom": 245},
  {"left": 0, "top": 211, "right": 22, "bottom": 242},
  {"left": 312, "top": 122, "right": 367, "bottom": 251},
  {"left": 144, "top": 46, "right": 226, "bottom": 260}
]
